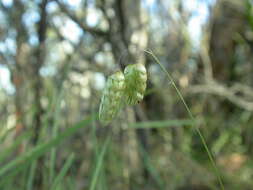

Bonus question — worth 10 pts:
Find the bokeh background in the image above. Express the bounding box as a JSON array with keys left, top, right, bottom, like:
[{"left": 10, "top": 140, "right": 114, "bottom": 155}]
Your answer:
[{"left": 1, "top": 0, "right": 253, "bottom": 189}]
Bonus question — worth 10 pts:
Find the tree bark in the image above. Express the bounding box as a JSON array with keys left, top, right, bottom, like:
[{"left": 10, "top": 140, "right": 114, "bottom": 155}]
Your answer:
[
  {"left": 32, "top": 1, "right": 48, "bottom": 189},
  {"left": 209, "top": 0, "right": 246, "bottom": 82}
]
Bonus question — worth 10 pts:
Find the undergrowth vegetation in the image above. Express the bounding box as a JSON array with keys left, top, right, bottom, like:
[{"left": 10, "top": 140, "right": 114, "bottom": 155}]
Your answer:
[{"left": 1, "top": 0, "right": 253, "bottom": 189}]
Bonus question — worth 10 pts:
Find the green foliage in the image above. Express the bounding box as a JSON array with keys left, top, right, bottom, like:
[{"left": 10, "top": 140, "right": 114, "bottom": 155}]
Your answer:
[
  {"left": 0, "top": 116, "right": 94, "bottom": 189},
  {"left": 89, "top": 135, "right": 111, "bottom": 190},
  {"left": 2, "top": 0, "right": 253, "bottom": 189},
  {"left": 129, "top": 119, "right": 194, "bottom": 129},
  {"left": 50, "top": 153, "right": 75, "bottom": 190}
]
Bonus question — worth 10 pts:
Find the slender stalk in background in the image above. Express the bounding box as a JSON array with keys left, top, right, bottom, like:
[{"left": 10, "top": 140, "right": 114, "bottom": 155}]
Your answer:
[
  {"left": 89, "top": 134, "right": 112, "bottom": 190},
  {"left": 50, "top": 153, "right": 75, "bottom": 190},
  {"left": 144, "top": 49, "right": 224, "bottom": 190}
]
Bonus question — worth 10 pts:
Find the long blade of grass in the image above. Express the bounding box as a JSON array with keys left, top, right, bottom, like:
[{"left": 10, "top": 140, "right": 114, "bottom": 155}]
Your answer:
[
  {"left": 49, "top": 88, "right": 65, "bottom": 182},
  {"left": 0, "top": 160, "right": 31, "bottom": 187},
  {"left": 129, "top": 119, "right": 195, "bottom": 129},
  {"left": 26, "top": 161, "right": 37, "bottom": 190},
  {"left": 89, "top": 134, "right": 111, "bottom": 190},
  {"left": 0, "top": 131, "right": 32, "bottom": 163},
  {"left": 50, "top": 153, "right": 75, "bottom": 190},
  {"left": 0, "top": 115, "right": 94, "bottom": 178},
  {"left": 144, "top": 49, "right": 224, "bottom": 190},
  {"left": 0, "top": 127, "right": 15, "bottom": 144},
  {"left": 139, "top": 144, "right": 165, "bottom": 190}
]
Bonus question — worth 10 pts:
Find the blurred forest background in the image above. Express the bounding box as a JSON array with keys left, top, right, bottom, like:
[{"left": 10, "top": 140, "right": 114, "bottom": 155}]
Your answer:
[{"left": 1, "top": 0, "right": 253, "bottom": 189}]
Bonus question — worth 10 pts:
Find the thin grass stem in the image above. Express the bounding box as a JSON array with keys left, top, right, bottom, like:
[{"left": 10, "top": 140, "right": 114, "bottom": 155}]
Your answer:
[{"left": 144, "top": 49, "right": 224, "bottom": 190}]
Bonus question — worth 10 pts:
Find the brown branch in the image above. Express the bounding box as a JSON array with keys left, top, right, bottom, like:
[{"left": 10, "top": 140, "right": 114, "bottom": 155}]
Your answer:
[
  {"left": 189, "top": 80, "right": 253, "bottom": 111},
  {"left": 32, "top": 0, "right": 49, "bottom": 189},
  {"left": 32, "top": 0, "right": 48, "bottom": 144},
  {"left": 50, "top": 22, "right": 108, "bottom": 73},
  {"left": 0, "top": 52, "right": 10, "bottom": 67},
  {"left": 192, "top": 30, "right": 253, "bottom": 111},
  {"left": 55, "top": 0, "right": 108, "bottom": 37}
]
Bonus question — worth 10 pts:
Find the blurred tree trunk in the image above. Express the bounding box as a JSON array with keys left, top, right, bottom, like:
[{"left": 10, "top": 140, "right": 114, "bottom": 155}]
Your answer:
[
  {"left": 209, "top": 0, "right": 246, "bottom": 82},
  {"left": 100, "top": 0, "right": 147, "bottom": 67},
  {"left": 32, "top": 0, "right": 47, "bottom": 144},
  {"left": 11, "top": 0, "right": 29, "bottom": 151},
  {"left": 32, "top": 0, "right": 48, "bottom": 189},
  {"left": 101, "top": 0, "right": 151, "bottom": 186}
]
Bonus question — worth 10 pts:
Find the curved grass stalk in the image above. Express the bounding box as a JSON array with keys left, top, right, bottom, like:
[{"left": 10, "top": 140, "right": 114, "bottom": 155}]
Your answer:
[{"left": 144, "top": 49, "right": 224, "bottom": 190}]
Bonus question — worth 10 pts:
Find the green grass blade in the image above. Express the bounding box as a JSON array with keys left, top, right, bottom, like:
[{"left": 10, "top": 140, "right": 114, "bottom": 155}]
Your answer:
[
  {"left": 49, "top": 89, "right": 65, "bottom": 182},
  {"left": 0, "top": 115, "right": 94, "bottom": 178},
  {"left": 0, "top": 160, "right": 30, "bottom": 188},
  {"left": 144, "top": 49, "right": 224, "bottom": 190},
  {"left": 26, "top": 161, "right": 37, "bottom": 190},
  {"left": 89, "top": 134, "right": 111, "bottom": 190},
  {"left": 50, "top": 153, "right": 75, "bottom": 190},
  {"left": 0, "top": 127, "right": 15, "bottom": 144},
  {"left": 139, "top": 144, "right": 165, "bottom": 190},
  {"left": 129, "top": 119, "right": 195, "bottom": 129},
  {"left": 0, "top": 131, "right": 32, "bottom": 163}
]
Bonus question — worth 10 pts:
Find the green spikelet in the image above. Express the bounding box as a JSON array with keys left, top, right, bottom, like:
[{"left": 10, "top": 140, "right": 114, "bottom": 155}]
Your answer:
[
  {"left": 124, "top": 63, "right": 147, "bottom": 105},
  {"left": 99, "top": 71, "right": 125, "bottom": 125}
]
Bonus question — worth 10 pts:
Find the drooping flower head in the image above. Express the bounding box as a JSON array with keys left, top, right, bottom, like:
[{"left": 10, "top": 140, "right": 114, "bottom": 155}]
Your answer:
[
  {"left": 124, "top": 63, "right": 147, "bottom": 105},
  {"left": 99, "top": 71, "right": 126, "bottom": 125}
]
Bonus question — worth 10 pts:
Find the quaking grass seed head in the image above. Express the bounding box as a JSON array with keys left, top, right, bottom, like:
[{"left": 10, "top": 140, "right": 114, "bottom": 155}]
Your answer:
[
  {"left": 99, "top": 71, "right": 125, "bottom": 125},
  {"left": 124, "top": 63, "right": 147, "bottom": 105}
]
